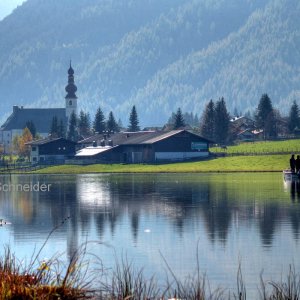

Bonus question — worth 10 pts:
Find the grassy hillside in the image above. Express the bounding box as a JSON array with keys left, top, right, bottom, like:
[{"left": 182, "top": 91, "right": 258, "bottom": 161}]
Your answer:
[{"left": 211, "top": 139, "right": 300, "bottom": 154}]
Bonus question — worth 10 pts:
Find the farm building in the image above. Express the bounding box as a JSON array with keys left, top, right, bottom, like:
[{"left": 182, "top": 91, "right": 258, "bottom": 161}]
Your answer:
[
  {"left": 74, "top": 130, "right": 211, "bottom": 164},
  {"left": 26, "top": 137, "right": 77, "bottom": 163}
]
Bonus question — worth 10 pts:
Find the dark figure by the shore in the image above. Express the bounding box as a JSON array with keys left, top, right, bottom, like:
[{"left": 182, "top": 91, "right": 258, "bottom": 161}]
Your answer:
[
  {"left": 290, "top": 154, "right": 296, "bottom": 173},
  {"left": 296, "top": 155, "right": 300, "bottom": 174}
]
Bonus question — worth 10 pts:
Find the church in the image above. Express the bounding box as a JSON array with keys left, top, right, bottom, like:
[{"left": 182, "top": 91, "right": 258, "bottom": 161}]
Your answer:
[{"left": 0, "top": 63, "right": 78, "bottom": 153}]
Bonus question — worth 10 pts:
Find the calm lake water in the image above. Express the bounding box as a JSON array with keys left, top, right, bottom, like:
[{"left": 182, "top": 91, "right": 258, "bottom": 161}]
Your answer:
[{"left": 0, "top": 172, "right": 299, "bottom": 297}]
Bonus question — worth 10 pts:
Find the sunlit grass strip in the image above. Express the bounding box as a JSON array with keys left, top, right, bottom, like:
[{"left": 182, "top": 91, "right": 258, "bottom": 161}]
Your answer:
[
  {"left": 31, "top": 154, "right": 290, "bottom": 174},
  {"left": 211, "top": 139, "right": 300, "bottom": 154}
]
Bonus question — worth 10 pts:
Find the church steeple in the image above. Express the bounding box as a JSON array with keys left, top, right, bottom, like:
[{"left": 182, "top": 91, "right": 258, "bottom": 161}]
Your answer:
[
  {"left": 65, "top": 60, "right": 77, "bottom": 99},
  {"left": 65, "top": 61, "right": 78, "bottom": 120}
]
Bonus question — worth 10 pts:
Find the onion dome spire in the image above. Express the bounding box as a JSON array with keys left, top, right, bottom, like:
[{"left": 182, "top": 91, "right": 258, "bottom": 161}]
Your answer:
[{"left": 65, "top": 60, "right": 77, "bottom": 99}]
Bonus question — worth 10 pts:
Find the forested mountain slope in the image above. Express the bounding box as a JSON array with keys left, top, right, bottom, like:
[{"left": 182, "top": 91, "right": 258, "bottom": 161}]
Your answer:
[{"left": 0, "top": 0, "right": 298, "bottom": 126}]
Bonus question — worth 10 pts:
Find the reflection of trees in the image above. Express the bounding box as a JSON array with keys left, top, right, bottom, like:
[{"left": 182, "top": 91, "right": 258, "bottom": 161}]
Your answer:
[
  {"left": 201, "top": 181, "right": 232, "bottom": 244},
  {"left": 258, "top": 204, "right": 278, "bottom": 247},
  {"left": 131, "top": 211, "right": 139, "bottom": 243},
  {"left": 3, "top": 173, "right": 300, "bottom": 258}
]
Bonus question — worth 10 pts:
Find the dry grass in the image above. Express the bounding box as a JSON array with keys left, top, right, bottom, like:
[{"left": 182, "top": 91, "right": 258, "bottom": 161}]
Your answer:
[{"left": 1, "top": 223, "right": 300, "bottom": 299}]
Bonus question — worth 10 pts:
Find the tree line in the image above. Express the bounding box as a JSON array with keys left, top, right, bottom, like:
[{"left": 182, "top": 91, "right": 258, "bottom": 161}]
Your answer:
[
  {"left": 199, "top": 93, "right": 300, "bottom": 144},
  {"left": 49, "top": 105, "right": 140, "bottom": 141},
  {"left": 11, "top": 93, "right": 300, "bottom": 158}
]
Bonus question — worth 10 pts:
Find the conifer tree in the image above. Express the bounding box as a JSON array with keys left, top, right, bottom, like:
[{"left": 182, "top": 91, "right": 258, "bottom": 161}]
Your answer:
[
  {"left": 93, "top": 107, "right": 106, "bottom": 133},
  {"left": 25, "top": 120, "right": 36, "bottom": 138},
  {"left": 50, "top": 116, "right": 59, "bottom": 138},
  {"left": 58, "top": 119, "right": 65, "bottom": 138},
  {"left": 200, "top": 99, "right": 215, "bottom": 140},
  {"left": 214, "top": 97, "right": 230, "bottom": 144},
  {"left": 67, "top": 111, "right": 78, "bottom": 141},
  {"left": 173, "top": 107, "right": 185, "bottom": 129},
  {"left": 255, "top": 94, "right": 274, "bottom": 139},
  {"left": 107, "top": 111, "right": 119, "bottom": 133},
  {"left": 128, "top": 105, "right": 140, "bottom": 132},
  {"left": 78, "top": 110, "right": 91, "bottom": 137},
  {"left": 288, "top": 100, "right": 300, "bottom": 133},
  {"left": 117, "top": 118, "right": 123, "bottom": 131}
]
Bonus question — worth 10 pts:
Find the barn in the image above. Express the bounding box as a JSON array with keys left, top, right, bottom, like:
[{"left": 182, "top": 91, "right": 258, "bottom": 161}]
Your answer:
[{"left": 74, "top": 130, "right": 211, "bottom": 164}]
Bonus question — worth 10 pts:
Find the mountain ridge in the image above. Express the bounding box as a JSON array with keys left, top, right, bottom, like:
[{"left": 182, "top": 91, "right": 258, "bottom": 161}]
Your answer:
[{"left": 0, "top": 0, "right": 298, "bottom": 127}]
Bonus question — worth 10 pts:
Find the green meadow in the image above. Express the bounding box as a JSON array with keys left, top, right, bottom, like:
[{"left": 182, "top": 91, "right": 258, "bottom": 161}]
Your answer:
[
  {"left": 211, "top": 139, "right": 300, "bottom": 154},
  {"left": 32, "top": 154, "right": 290, "bottom": 174}
]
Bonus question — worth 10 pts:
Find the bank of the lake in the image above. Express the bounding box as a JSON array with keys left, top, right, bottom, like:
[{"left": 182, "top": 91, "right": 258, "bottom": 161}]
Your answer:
[{"left": 31, "top": 154, "right": 290, "bottom": 174}]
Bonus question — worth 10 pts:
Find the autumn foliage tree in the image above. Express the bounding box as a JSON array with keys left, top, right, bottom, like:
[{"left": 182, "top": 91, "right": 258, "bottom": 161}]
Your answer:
[{"left": 12, "top": 127, "right": 33, "bottom": 158}]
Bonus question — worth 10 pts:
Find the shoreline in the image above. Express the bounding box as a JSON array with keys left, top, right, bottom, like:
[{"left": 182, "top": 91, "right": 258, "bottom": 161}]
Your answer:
[{"left": 0, "top": 153, "right": 291, "bottom": 175}]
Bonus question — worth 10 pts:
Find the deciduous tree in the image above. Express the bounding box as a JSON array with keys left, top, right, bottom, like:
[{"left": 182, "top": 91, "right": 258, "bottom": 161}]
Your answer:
[{"left": 13, "top": 127, "right": 33, "bottom": 158}]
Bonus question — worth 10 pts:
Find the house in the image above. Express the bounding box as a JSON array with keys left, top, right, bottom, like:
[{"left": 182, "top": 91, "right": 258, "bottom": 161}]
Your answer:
[
  {"left": 236, "top": 129, "right": 255, "bottom": 141},
  {"left": 74, "top": 130, "right": 211, "bottom": 164},
  {"left": 230, "top": 116, "right": 255, "bottom": 128},
  {"left": 0, "top": 62, "right": 78, "bottom": 153},
  {"left": 26, "top": 138, "right": 77, "bottom": 163}
]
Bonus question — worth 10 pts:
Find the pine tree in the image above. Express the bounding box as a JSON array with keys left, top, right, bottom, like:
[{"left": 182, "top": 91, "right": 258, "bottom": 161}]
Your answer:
[
  {"left": 58, "top": 119, "right": 65, "bottom": 138},
  {"left": 25, "top": 120, "right": 36, "bottom": 138},
  {"left": 173, "top": 107, "right": 185, "bottom": 129},
  {"left": 255, "top": 94, "right": 274, "bottom": 139},
  {"left": 78, "top": 110, "right": 91, "bottom": 137},
  {"left": 128, "top": 105, "right": 140, "bottom": 132},
  {"left": 214, "top": 97, "right": 230, "bottom": 145},
  {"left": 50, "top": 116, "right": 59, "bottom": 138},
  {"left": 107, "top": 111, "right": 119, "bottom": 133},
  {"left": 67, "top": 111, "right": 78, "bottom": 141},
  {"left": 200, "top": 99, "right": 215, "bottom": 140},
  {"left": 93, "top": 107, "right": 106, "bottom": 133},
  {"left": 117, "top": 118, "right": 123, "bottom": 131},
  {"left": 288, "top": 100, "right": 300, "bottom": 133}
]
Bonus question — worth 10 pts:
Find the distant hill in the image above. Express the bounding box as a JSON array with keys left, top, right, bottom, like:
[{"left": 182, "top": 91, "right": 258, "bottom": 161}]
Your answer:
[{"left": 0, "top": 0, "right": 298, "bottom": 127}]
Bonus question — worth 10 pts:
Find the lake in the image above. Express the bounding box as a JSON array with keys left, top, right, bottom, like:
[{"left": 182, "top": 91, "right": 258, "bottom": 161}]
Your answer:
[{"left": 0, "top": 172, "right": 299, "bottom": 298}]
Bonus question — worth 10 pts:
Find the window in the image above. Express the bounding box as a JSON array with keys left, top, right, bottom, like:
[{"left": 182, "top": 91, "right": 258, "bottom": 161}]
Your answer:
[
  {"left": 69, "top": 100, "right": 72, "bottom": 106},
  {"left": 191, "top": 142, "right": 207, "bottom": 151},
  {"left": 32, "top": 146, "right": 37, "bottom": 151},
  {"left": 33, "top": 157, "right": 37, "bottom": 161}
]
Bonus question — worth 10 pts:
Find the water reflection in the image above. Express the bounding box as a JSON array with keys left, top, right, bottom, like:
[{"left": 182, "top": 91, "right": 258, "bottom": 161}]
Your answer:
[
  {"left": 0, "top": 173, "right": 300, "bottom": 296},
  {"left": 0, "top": 174, "right": 299, "bottom": 248}
]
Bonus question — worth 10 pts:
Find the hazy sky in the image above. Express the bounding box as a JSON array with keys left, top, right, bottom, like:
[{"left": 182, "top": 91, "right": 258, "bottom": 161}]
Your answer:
[{"left": 0, "top": 0, "right": 26, "bottom": 21}]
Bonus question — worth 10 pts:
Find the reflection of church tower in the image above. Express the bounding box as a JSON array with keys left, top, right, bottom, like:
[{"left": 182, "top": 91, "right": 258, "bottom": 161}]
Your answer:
[{"left": 65, "top": 61, "right": 78, "bottom": 121}]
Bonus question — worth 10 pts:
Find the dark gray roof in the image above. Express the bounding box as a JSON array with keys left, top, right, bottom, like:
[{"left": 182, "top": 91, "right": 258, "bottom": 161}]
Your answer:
[
  {"left": 0, "top": 107, "right": 67, "bottom": 132},
  {"left": 78, "top": 130, "right": 211, "bottom": 146},
  {"left": 26, "top": 137, "right": 76, "bottom": 146}
]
